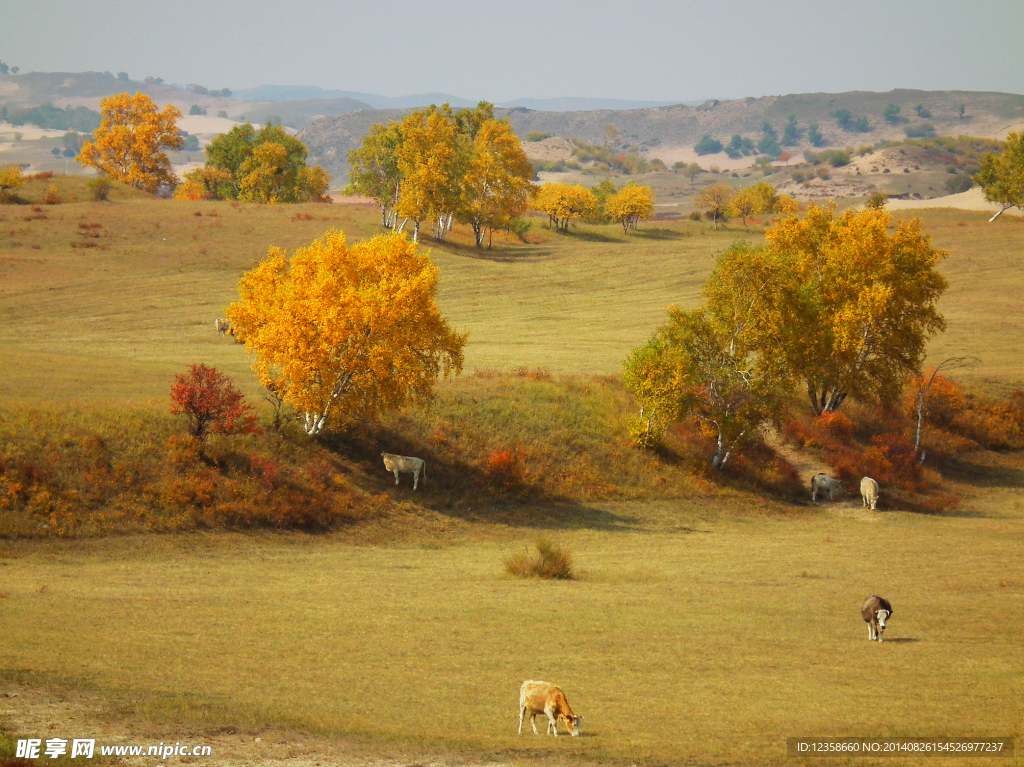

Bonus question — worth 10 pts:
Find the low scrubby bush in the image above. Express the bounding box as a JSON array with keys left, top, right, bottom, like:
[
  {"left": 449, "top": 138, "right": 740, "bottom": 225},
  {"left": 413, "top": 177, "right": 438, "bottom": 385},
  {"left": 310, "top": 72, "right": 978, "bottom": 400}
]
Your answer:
[{"left": 504, "top": 538, "right": 575, "bottom": 579}]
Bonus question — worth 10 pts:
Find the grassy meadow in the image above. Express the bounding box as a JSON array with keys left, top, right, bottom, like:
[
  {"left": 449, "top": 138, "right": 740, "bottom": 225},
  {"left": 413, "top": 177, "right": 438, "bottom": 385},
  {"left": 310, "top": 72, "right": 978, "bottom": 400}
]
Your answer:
[{"left": 1, "top": 176, "right": 1023, "bottom": 766}]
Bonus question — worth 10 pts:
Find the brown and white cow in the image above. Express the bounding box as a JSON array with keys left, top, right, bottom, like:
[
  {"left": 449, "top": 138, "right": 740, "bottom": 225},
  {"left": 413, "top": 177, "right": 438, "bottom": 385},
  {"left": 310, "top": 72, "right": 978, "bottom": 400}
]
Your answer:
[
  {"left": 860, "top": 477, "right": 880, "bottom": 510},
  {"left": 861, "top": 594, "right": 893, "bottom": 642},
  {"left": 518, "top": 680, "right": 582, "bottom": 737}
]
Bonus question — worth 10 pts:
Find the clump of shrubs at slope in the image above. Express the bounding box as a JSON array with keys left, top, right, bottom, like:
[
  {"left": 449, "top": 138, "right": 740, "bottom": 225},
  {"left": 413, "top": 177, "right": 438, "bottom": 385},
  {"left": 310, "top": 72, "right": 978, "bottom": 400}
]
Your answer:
[
  {"left": 782, "top": 378, "right": 1024, "bottom": 512},
  {"left": 666, "top": 420, "right": 804, "bottom": 502},
  {"left": 0, "top": 408, "right": 387, "bottom": 537}
]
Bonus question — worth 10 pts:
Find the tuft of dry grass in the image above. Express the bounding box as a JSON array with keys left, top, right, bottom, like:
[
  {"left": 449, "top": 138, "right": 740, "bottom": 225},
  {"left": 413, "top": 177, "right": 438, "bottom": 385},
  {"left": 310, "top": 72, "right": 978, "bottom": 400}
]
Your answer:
[{"left": 504, "top": 537, "right": 575, "bottom": 579}]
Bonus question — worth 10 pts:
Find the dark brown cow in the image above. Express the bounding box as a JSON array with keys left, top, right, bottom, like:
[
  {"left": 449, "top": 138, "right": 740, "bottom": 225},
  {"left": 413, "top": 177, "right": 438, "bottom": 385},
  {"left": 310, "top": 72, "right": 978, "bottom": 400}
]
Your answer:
[{"left": 861, "top": 595, "right": 893, "bottom": 641}]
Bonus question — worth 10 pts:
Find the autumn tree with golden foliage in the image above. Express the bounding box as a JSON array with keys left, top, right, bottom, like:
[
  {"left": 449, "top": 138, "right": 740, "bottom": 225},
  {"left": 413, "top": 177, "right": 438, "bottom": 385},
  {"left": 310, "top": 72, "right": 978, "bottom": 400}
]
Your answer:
[
  {"left": 0, "top": 164, "right": 23, "bottom": 200},
  {"left": 173, "top": 167, "right": 233, "bottom": 201},
  {"left": 77, "top": 93, "right": 183, "bottom": 192},
  {"left": 605, "top": 183, "right": 654, "bottom": 233},
  {"left": 226, "top": 231, "right": 466, "bottom": 436},
  {"left": 694, "top": 182, "right": 735, "bottom": 229},
  {"left": 460, "top": 119, "right": 534, "bottom": 247},
  {"left": 395, "top": 105, "right": 460, "bottom": 242},
  {"left": 349, "top": 103, "right": 532, "bottom": 245},
  {"left": 724, "top": 204, "right": 948, "bottom": 414},
  {"left": 532, "top": 183, "right": 598, "bottom": 231},
  {"left": 624, "top": 272, "right": 790, "bottom": 468},
  {"left": 180, "top": 123, "right": 329, "bottom": 203},
  {"left": 976, "top": 130, "right": 1024, "bottom": 221}
]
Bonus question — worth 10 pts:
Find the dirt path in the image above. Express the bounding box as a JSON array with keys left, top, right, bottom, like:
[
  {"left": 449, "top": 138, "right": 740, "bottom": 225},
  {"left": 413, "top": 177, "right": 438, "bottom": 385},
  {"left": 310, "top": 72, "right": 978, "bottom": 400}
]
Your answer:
[{"left": 767, "top": 429, "right": 880, "bottom": 522}]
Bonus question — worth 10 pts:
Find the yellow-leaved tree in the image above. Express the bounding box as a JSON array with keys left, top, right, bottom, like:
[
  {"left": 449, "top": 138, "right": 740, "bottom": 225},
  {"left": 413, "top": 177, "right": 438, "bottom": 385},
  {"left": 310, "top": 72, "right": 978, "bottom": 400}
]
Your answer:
[
  {"left": 237, "top": 141, "right": 330, "bottom": 203},
  {"left": 77, "top": 93, "right": 183, "bottom": 192},
  {"left": 532, "top": 183, "right": 598, "bottom": 231},
  {"left": 460, "top": 120, "right": 535, "bottom": 247},
  {"left": 975, "top": 130, "right": 1024, "bottom": 221},
  {"left": 605, "top": 183, "right": 654, "bottom": 233},
  {"left": 728, "top": 181, "right": 778, "bottom": 231},
  {"left": 395, "top": 106, "right": 460, "bottom": 242},
  {"left": 693, "top": 182, "right": 735, "bottom": 229},
  {"left": 226, "top": 231, "right": 466, "bottom": 436},
  {"left": 0, "top": 164, "right": 23, "bottom": 201},
  {"left": 623, "top": 256, "right": 791, "bottom": 467},
  {"left": 730, "top": 204, "right": 948, "bottom": 414}
]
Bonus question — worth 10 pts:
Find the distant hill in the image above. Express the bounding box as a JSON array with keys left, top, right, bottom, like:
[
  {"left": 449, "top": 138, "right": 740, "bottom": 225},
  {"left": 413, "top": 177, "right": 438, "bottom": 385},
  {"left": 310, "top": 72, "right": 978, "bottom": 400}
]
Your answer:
[
  {"left": 233, "top": 85, "right": 481, "bottom": 110},
  {"left": 300, "top": 89, "right": 1024, "bottom": 185},
  {"left": 234, "top": 85, "right": 693, "bottom": 112},
  {"left": 497, "top": 96, "right": 693, "bottom": 111}
]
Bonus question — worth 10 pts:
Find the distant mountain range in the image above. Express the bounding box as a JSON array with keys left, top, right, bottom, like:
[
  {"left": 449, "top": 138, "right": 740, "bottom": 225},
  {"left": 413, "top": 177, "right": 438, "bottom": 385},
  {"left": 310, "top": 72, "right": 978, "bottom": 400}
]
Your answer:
[
  {"left": 231, "top": 85, "right": 694, "bottom": 112},
  {"left": 299, "top": 88, "right": 1024, "bottom": 185}
]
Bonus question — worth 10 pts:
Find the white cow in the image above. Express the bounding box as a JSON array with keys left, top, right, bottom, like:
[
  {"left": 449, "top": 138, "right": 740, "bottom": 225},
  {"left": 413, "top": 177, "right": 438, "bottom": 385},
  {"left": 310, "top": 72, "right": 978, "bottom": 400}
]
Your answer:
[
  {"left": 518, "top": 681, "right": 582, "bottom": 737},
  {"left": 811, "top": 473, "right": 842, "bottom": 501},
  {"left": 381, "top": 452, "right": 425, "bottom": 490},
  {"left": 860, "top": 477, "right": 880, "bottom": 510}
]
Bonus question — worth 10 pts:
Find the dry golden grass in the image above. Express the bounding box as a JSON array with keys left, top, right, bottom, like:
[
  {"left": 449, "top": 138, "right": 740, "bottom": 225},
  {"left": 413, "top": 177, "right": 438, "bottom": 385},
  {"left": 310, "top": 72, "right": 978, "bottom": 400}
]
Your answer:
[
  {"left": 1, "top": 185, "right": 1023, "bottom": 765},
  {"left": 1, "top": 471, "right": 1022, "bottom": 765},
  {"left": 1, "top": 185, "right": 1022, "bottom": 406}
]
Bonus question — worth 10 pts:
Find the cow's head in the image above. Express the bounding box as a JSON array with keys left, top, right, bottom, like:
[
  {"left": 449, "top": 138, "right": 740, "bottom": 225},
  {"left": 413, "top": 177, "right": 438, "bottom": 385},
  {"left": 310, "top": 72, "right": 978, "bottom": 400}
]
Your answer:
[
  {"left": 562, "top": 714, "right": 582, "bottom": 737},
  {"left": 876, "top": 609, "right": 890, "bottom": 634}
]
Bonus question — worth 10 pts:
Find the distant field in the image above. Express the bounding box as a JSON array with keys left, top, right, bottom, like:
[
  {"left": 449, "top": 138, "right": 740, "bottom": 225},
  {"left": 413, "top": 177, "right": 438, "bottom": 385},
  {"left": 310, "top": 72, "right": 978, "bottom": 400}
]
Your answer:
[{"left": 1, "top": 179, "right": 1022, "bottom": 404}]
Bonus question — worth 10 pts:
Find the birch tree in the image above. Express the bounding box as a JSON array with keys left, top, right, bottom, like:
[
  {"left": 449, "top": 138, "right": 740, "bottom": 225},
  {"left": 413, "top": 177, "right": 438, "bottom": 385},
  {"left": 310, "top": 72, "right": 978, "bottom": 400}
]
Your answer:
[{"left": 226, "top": 231, "right": 465, "bottom": 436}]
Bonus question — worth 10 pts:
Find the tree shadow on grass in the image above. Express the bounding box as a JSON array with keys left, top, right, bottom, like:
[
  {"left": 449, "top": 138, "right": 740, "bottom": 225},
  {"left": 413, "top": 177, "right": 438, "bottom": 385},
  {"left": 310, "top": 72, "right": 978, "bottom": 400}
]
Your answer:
[
  {"left": 884, "top": 637, "right": 920, "bottom": 643},
  {"left": 556, "top": 228, "right": 620, "bottom": 243},
  {"left": 320, "top": 426, "right": 649, "bottom": 533},
  {"left": 434, "top": 239, "right": 558, "bottom": 263},
  {"left": 630, "top": 227, "right": 690, "bottom": 241},
  {"left": 933, "top": 454, "right": 1024, "bottom": 490}
]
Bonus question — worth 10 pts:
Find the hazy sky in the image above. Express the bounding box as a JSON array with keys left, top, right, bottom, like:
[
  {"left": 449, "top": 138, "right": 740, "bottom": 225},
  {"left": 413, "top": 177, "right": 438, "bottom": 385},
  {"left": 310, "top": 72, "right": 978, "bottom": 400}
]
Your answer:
[{"left": 2, "top": 0, "right": 1022, "bottom": 101}]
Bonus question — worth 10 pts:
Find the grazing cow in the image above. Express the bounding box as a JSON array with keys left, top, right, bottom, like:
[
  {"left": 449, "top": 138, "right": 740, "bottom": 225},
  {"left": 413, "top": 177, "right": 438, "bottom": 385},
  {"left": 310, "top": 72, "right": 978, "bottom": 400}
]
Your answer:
[
  {"left": 381, "top": 452, "right": 425, "bottom": 490},
  {"left": 811, "top": 473, "right": 842, "bottom": 501},
  {"left": 860, "top": 476, "right": 880, "bottom": 510},
  {"left": 215, "top": 318, "right": 229, "bottom": 335},
  {"left": 861, "top": 595, "right": 893, "bottom": 642},
  {"left": 518, "top": 680, "right": 582, "bottom": 737}
]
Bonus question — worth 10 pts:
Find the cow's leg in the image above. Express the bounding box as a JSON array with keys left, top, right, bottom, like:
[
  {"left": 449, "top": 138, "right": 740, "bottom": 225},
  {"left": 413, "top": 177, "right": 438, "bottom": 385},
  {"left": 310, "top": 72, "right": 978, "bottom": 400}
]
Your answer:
[
  {"left": 413, "top": 469, "right": 419, "bottom": 490},
  {"left": 530, "top": 713, "right": 539, "bottom": 735},
  {"left": 518, "top": 707, "right": 525, "bottom": 734},
  {"left": 393, "top": 470, "right": 400, "bottom": 486}
]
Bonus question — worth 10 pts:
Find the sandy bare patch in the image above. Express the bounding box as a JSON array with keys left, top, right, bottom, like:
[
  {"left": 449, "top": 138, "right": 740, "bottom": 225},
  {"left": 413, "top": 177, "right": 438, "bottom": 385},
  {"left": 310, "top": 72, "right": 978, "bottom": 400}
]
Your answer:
[
  {"left": 521, "top": 136, "right": 574, "bottom": 162},
  {"left": 0, "top": 122, "right": 65, "bottom": 141},
  {"left": 883, "top": 186, "right": 1016, "bottom": 214},
  {"left": 176, "top": 115, "right": 245, "bottom": 137},
  {"left": 172, "top": 161, "right": 205, "bottom": 181},
  {"left": 330, "top": 195, "right": 374, "bottom": 204}
]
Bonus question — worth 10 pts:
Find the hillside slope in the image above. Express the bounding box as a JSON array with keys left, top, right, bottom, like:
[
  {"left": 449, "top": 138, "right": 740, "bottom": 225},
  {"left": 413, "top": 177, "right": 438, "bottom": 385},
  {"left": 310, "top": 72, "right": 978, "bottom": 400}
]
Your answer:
[{"left": 300, "top": 89, "right": 1024, "bottom": 184}]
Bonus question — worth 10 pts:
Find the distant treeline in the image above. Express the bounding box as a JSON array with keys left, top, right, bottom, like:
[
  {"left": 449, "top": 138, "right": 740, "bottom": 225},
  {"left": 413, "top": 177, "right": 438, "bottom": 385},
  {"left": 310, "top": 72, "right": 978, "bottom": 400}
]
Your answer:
[{"left": 4, "top": 103, "right": 102, "bottom": 133}]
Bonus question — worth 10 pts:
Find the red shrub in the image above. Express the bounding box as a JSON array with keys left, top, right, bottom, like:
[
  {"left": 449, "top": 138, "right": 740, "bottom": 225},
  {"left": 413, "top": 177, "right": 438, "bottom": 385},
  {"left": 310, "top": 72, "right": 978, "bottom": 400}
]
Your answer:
[
  {"left": 170, "top": 364, "right": 259, "bottom": 441},
  {"left": 816, "top": 411, "right": 855, "bottom": 440},
  {"left": 485, "top": 448, "right": 522, "bottom": 487}
]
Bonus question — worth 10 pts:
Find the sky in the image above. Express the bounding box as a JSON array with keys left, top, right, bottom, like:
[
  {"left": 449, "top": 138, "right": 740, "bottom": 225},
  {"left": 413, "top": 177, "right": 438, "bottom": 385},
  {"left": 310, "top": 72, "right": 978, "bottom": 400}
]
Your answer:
[{"left": 2, "top": 0, "right": 1022, "bottom": 102}]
